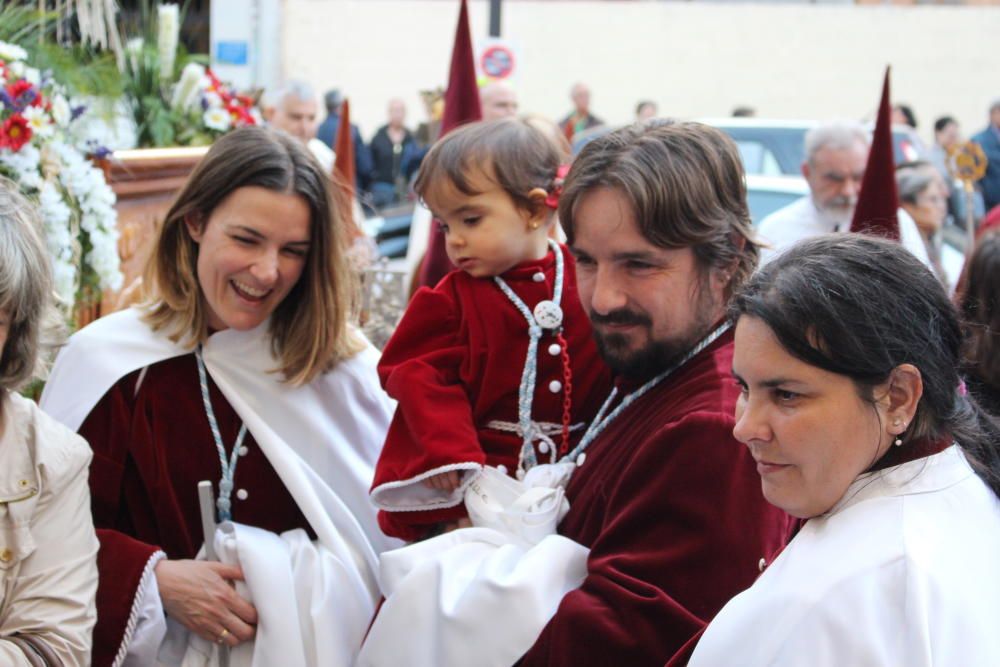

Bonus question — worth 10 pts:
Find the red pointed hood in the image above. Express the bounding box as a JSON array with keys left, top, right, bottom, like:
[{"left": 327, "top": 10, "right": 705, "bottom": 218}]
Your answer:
[
  {"left": 417, "top": 0, "right": 483, "bottom": 289},
  {"left": 849, "top": 67, "right": 900, "bottom": 240}
]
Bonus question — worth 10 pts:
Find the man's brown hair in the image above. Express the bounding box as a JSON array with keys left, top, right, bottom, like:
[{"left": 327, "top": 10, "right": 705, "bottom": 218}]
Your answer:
[{"left": 559, "top": 121, "right": 758, "bottom": 297}]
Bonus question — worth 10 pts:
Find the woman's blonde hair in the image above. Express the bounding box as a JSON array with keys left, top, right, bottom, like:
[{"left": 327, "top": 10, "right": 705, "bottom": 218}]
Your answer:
[
  {"left": 143, "top": 126, "right": 363, "bottom": 385},
  {"left": 0, "top": 178, "right": 63, "bottom": 391}
]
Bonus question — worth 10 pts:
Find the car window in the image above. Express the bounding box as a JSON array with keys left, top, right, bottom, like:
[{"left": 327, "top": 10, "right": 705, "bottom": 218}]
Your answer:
[
  {"left": 747, "top": 189, "right": 802, "bottom": 226},
  {"left": 736, "top": 141, "right": 782, "bottom": 177}
]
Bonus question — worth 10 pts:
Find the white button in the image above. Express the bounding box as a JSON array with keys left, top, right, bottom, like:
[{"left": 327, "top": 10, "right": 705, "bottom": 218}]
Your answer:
[
  {"left": 236, "top": 489, "right": 249, "bottom": 500},
  {"left": 758, "top": 557, "right": 767, "bottom": 572},
  {"left": 532, "top": 272, "right": 546, "bottom": 282},
  {"left": 238, "top": 446, "right": 249, "bottom": 456},
  {"left": 497, "top": 464, "right": 507, "bottom": 475},
  {"left": 538, "top": 442, "right": 550, "bottom": 454},
  {"left": 576, "top": 453, "right": 587, "bottom": 466},
  {"left": 549, "top": 380, "right": 562, "bottom": 393},
  {"left": 548, "top": 343, "right": 562, "bottom": 356}
]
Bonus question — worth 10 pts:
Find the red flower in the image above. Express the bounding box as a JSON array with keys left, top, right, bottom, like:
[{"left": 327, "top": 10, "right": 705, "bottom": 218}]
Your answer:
[
  {"left": 6, "top": 78, "right": 33, "bottom": 100},
  {"left": 1, "top": 114, "right": 33, "bottom": 151},
  {"left": 228, "top": 104, "right": 254, "bottom": 127}
]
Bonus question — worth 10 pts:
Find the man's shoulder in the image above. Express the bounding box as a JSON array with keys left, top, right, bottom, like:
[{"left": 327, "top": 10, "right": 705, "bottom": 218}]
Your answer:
[
  {"left": 972, "top": 127, "right": 999, "bottom": 148},
  {"left": 758, "top": 196, "right": 812, "bottom": 231}
]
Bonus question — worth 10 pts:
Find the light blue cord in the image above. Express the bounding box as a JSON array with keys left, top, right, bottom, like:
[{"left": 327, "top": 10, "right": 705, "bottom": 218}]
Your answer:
[
  {"left": 196, "top": 346, "right": 247, "bottom": 521},
  {"left": 564, "top": 322, "right": 732, "bottom": 465},
  {"left": 493, "top": 239, "right": 565, "bottom": 475}
]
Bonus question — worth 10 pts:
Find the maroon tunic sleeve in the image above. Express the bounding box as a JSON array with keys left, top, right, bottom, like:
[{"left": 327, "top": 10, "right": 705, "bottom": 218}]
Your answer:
[
  {"left": 519, "top": 412, "right": 791, "bottom": 667},
  {"left": 372, "top": 280, "right": 485, "bottom": 539}
]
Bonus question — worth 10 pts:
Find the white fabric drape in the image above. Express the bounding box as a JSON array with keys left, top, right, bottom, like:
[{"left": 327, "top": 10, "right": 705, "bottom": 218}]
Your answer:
[{"left": 357, "top": 466, "right": 588, "bottom": 667}]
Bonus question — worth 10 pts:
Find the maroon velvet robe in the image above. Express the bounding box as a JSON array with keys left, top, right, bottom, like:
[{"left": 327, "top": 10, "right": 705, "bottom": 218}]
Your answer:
[
  {"left": 517, "top": 329, "right": 794, "bottom": 666},
  {"left": 372, "top": 246, "right": 611, "bottom": 540},
  {"left": 80, "top": 354, "right": 311, "bottom": 666}
]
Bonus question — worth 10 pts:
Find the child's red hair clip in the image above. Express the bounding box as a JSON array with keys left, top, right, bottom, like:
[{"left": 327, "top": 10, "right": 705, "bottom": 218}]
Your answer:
[{"left": 545, "top": 164, "right": 571, "bottom": 210}]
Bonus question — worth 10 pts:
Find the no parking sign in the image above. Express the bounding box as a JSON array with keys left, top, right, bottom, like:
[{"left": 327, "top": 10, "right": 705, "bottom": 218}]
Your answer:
[{"left": 476, "top": 38, "right": 520, "bottom": 84}]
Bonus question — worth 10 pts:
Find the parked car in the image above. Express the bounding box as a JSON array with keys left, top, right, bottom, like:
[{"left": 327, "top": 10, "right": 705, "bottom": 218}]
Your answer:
[{"left": 702, "top": 118, "right": 927, "bottom": 176}]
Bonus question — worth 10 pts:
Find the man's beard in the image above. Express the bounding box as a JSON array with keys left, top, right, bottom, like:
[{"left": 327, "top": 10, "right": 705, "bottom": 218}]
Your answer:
[
  {"left": 591, "top": 287, "right": 719, "bottom": 382},
  {"left": 817, "top": 195, "right": 857, "bottom": 229}
]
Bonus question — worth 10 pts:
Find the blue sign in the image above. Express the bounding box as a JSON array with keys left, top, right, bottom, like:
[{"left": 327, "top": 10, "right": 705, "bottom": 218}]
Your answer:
[{"left": 216, "top": 41, "right": 248, "bottom": 66}]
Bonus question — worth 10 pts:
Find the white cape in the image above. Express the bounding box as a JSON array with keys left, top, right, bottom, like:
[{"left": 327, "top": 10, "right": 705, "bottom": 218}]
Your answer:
[
  {"left": 40, "top": 307, "right": 397, "bottom": 665},
  {"left": 357, "top": 465, "right": 589, "bottom": 667}
]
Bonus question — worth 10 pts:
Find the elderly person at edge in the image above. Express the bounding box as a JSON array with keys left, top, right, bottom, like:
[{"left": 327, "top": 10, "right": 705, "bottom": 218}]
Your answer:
[
  {"left": 757, "top": 121, "right": 931, "bottom": 267},
  {"left": 0, "top": 180, "right": 98, "bottom": 665},
  {"left": 684, "top": 235, "right": 1000, "bottom": 665},
  {"left": 40, "top": 127, "right": 394, "bottom": 665},
  {"left": 897, "top": 161, "right": 950, "bottom": 287}
]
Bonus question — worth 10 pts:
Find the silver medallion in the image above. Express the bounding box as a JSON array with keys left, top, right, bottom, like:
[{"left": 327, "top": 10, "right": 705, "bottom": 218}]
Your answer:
[{"left": 533, "top": 299, "right": 563, "bottom": 329}]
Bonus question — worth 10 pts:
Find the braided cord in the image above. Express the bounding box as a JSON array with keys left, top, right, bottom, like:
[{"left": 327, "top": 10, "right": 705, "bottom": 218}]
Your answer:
[
  {"left": 196, "top": 346, "right": 247, "bottom": 521},
  {"left": 493, "top": 239, "right": 565, "bottom": 475}
]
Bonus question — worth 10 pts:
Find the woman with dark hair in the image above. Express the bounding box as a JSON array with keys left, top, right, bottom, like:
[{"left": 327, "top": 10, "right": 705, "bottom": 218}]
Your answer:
[
  {"left": 961, "top": 230, "right": 1000, "bottom": 414},
  {"left": 40, "top": 127, "right": 394, "bottom": 665},
  {"left": 0, "top": 180, "right": 98, "bottom": 665},
  {"left": 687, "top": 234, "right": 1000, "bottom": 665}
]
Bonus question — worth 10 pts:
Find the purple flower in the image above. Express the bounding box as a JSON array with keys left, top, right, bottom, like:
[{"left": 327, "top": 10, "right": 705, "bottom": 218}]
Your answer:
[{"left": 70, "top": 104, "right": 86, "bottom": 121}]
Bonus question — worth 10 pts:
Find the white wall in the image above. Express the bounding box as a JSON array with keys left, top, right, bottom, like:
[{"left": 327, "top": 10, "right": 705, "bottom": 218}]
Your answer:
[{"left": 283, "top": 0, "right": 1000, "bottom": 145}]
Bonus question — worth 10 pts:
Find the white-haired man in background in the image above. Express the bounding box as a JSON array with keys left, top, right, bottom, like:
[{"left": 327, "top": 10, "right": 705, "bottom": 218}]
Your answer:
[{"left": 757, "top": 121, "right": 930, "bottom": 266}]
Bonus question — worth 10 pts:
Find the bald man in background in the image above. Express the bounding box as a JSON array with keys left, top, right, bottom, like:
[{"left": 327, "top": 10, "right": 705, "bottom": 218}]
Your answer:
[{"left": 480, "top": 81, "right": 519, "bottom": 121}]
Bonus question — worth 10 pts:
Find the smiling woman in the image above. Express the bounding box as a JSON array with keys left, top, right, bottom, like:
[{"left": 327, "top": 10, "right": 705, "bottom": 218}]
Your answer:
[
  {"left": 40, "top": 126, "right": 395, "bottom": 665},
  {"left": 686, "top": 234, "right": 1000, "bottom": 666}
]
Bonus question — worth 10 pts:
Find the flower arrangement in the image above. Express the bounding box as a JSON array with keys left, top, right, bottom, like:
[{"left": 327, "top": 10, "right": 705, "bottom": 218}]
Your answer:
[
  {"left": 169, "top": 62, "right": 260, "bottom": 146},
  {"left": 0, "top": 39, "right": 122, "bottom": 315},
  {"left": 123, "top": 3, "right": 260, "bottom": 147}
]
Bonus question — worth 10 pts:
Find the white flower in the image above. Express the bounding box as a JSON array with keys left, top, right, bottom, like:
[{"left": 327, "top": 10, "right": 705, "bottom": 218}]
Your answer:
[
  {"left": 23, "top": 67, "right": 40, "bottom": 86},
  {"left": 125, "top": 38, "right": 144, "bottom": 73},
  {"left": 8, "top": 61, "right": 24, "bottom": 77},
  {"left": 51, "top": 95, "right": 71, "bottom": 127},
  {"left": 157, "top": 4, "right": 180, "bottom": 82},
  {"left": 203, "top": 107, "right": 231, "bottom": 132},
  {"left": 0, "top": 40, "right": 28, "bottom": 62},
  {"left": 203, "top": 91, "right": 223, "bottom": 109},
  {"left": 170, "top": 62, "right": 206, "bottom": 112},
  {"left": 22, "top": 106, "right": 53, "bottom": 138}
]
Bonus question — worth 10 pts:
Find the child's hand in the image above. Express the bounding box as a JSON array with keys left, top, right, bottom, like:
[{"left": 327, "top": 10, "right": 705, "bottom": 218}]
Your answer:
[{"left": 422, "top": 470, "right": 462, "bottom": 491}]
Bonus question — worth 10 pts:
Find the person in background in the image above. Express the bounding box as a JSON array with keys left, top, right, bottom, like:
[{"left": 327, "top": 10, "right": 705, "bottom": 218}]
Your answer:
[
  {"left": 559, "top": 82, "right": 603, "bottom": 140},
  {"left": 932, "top": 115, "right": 985, "bottom": 227},
  {"left": 369, "top": 98, "right": 416, "bottom": 209},
  {"left": 930, "top": 115, "right": 959, "bottom": 181},
  {"left": 480, "top": 81, "right": 519, "bottom": 121},
  {"left": 41, "top": 127, "right": 394, "bottom": 665},
  {"left": 756, "top": 121, "right": 931, "bottom": 266},
  {"left": 960, "top": 231, "right": 1000, "bottom": 415},
  {"left": 316, "top": 88, "right": 375, "bottom": 192},
  {"left": 687, "top": 234, "right": 1000, "bottom": 666},
  {"left": 0, "top": 179, "right": 98, "bottom": 667},
  {"left": 972, "top": 98, "right": 1000, "bottom": 213},
  {"left": 635, "top": 100, "right": 657, "bottom": 122},
  {"left": 261, "top": 80, "right": 332, "bottom": 172},
  {"left": 897, "top": 161, "right": 950, "bottom": 287},
  {"left": 892, "top": 103, "right": 918, "bottom": 130}
]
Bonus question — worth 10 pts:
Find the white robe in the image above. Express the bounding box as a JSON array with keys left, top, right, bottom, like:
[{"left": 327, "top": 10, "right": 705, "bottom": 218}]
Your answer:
[
  {"left": 40, "top": 307, "right": 397, "bottom": 666},
  {"left": 689, "top": 446, "right": 1000, "bottom": 667},
  {"left": 757, "top": 195, "right": 932, "bottom": 268}
]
